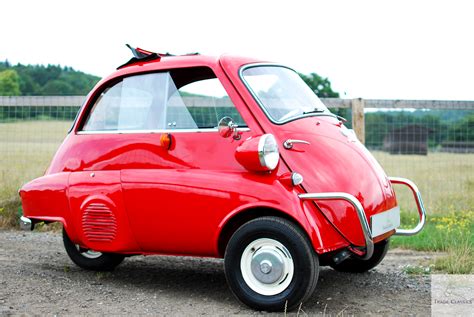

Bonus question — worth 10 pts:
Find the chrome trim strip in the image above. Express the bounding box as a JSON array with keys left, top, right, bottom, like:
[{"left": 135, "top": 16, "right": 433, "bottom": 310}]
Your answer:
[
  {"left": 77, "top": 127, "right": 250, "bottom": 135},
  {"left": 19, "top": 216, "right": 33, "bottom": 231},
  {"left": 298, "top": 192, "right": 374, "bottom": 260},
  {"left": 389, "top": 177, "right": 427, "bottom": 236},
  {"left": 239, "top": 63, "right": 339, "bottom": 125}
]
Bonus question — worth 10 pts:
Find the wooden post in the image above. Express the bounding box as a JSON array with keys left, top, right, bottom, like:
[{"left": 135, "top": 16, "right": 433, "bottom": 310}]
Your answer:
[{"left": 351, "top": 98, "right": 365, "bottom": 144}]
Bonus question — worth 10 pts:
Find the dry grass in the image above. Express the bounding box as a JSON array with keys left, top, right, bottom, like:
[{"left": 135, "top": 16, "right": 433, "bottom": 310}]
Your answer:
[
  {"left": 0, "top": 120, "right": 71, "bottom": 227},
  {"left": 372, "top": 151, "right": 474, "bottom": 214},
  {"left": 434, "top": 238, "right": 473, "bottom": 274}
]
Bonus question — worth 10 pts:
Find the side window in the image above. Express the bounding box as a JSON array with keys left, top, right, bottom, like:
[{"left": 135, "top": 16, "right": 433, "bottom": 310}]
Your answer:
[
  {"left": 81, "top": 68, "right": 246, "bottom": 132},
  {"left": 169, "top": 78, "right": 246, "bottom": 128}
]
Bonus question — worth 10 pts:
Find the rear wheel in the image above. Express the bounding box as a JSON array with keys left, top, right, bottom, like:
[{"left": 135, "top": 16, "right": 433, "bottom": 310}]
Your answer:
[
  {"left": 63, "top": 228, "right": 125, "bottom": 271},
  {"left": 330, "top": 239, "right": 390, "bottom": 273},
  {"left": 224, "top": 217, "right": 318, "bottom": 312}
]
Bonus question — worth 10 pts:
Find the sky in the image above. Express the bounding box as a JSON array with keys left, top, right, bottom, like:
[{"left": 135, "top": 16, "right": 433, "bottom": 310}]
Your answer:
[{"left": 1, "top": 0, "right": 473, "bottom": 100}]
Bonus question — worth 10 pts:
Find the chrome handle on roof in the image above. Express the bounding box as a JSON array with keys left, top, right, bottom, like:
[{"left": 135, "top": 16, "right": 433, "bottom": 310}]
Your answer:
[{"left": 283, "top": 139, "right": 311, "bottom": 149}]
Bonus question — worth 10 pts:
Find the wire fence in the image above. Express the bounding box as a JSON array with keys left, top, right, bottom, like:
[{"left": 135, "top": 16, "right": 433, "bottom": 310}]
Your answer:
[{"left": 0, "top": 96, "right": 473, "bottom": 215}]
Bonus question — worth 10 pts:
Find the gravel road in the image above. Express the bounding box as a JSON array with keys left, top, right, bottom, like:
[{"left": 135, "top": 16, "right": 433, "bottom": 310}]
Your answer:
[{"left": 0, "top": 230, "right": 435, "bottom": 316}]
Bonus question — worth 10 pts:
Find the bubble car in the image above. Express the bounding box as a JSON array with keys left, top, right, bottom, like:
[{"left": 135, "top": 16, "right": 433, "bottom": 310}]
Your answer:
[{"left": 20, "top": 45, "right": 426, "bottom": 311}]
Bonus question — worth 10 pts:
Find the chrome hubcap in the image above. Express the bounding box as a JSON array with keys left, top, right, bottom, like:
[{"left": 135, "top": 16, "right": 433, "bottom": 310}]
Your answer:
[
  {"left": 75, "top": 245, "right": 102, "bottom": 259},
  {"left": 240, "top": 238, "right": 294, "bottom": 296},
  {"left": 251, "top": 249, "right": 283, "bottom": 284}
]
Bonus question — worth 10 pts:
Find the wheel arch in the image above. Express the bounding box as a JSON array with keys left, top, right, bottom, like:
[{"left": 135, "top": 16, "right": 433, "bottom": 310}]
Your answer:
[{"left": 216, "top": 206, "right": 313, "bottom": 258}]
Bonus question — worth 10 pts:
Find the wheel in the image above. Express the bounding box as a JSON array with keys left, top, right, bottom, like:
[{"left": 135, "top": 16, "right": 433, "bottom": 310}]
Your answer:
[
  {"left": 330, "top": 239, "right": 390, "bottom": 273},
  {"left": 62, "top": 228, "right": 125, "bottom": 271},
  {"left": 224, "top": 217, "right": 318, "bottom": 312}
]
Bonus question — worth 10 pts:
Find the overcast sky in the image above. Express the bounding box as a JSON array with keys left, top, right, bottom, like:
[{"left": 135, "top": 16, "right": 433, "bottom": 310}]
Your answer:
[{"left": 1, "top": 0, "right": 473, "bottom": 100}]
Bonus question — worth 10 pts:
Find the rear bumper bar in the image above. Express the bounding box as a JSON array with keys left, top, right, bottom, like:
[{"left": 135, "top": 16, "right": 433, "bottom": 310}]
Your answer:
[
  {"left": 390, "top": 177, "right": 427, "bottom": 236},
  {"left": 298, "top": 177, "right": 426, "bottom": 260}
]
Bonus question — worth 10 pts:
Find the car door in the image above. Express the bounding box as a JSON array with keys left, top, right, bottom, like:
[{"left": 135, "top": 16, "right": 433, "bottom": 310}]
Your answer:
[{"left": 104, "top": 66, "right": 258, "bottom": 256}]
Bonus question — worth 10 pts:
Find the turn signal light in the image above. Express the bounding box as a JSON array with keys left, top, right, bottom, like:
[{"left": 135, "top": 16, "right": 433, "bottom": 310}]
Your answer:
[
  {"left": 291, "top": 172, "right": 304, "bottom": 186},
  {"left": 160, "top": 133, "right": 172, "bottom": 150},
  {"left": 279, "top": 172, "right": 304, "bottom": 187}
]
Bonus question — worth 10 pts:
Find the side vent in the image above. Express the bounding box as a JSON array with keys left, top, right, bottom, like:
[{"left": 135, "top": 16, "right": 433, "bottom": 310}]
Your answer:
[{"left": 82, "top": 202, "right": 117, "bottom": 243}]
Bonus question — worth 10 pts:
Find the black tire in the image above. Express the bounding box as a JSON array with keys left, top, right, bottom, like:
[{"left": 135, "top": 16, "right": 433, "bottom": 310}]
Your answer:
[
  {"left": 63, "top": 228, "right": 125, "bottom": 271},
  {"left": 224, "top": 217, "right": 318, "bottom": 312},
  {"left": 330, "top": 239, "right": 390, "bottom": 273}
]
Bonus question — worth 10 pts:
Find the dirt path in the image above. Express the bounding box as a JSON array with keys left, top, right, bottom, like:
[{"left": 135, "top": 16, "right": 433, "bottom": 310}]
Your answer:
[{"left": 0, "top": 230, "right": 435, "bottom": 315}]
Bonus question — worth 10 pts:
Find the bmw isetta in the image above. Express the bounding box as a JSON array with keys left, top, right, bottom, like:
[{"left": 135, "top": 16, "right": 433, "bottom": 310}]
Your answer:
[{"left": 19, "top": 46, "right": 426, "bottom": 311}]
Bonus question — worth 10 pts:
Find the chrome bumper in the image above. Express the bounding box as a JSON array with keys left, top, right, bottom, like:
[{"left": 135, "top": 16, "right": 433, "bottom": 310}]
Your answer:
[
  {"left": 390, "top": 177, "right": 426, "bottom": 236},
  {"left": 19, "top": 216, "right": 33, "bottom": 231},
  {"left": 298, "top": 177, "right": 426, "bottom": 260}
]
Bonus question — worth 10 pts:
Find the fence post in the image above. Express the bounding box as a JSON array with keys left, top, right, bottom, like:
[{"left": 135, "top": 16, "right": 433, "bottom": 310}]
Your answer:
[{"left": 351, "top": 98, "right": 365, "bottom": 144}]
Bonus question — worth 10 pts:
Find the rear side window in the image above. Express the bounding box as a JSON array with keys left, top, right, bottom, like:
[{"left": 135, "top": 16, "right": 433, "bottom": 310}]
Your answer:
[{"left": 81, "top": 68, "right": 245, "bottom": 132}]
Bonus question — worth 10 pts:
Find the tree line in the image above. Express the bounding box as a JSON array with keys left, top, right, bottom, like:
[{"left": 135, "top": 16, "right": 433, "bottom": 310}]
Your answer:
[{"left": 0, "top": 60, "right": 99, "bottom": 96}]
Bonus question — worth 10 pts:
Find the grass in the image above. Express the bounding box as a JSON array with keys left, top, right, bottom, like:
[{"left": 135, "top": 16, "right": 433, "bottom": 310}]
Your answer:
[
  {"left": 392, "top": 211, "right": 474, "bottom": 274},
  {"left": 372, "top": 151, "right": 474, "bottom": 214},
  {"left": 402, "top": 264, "right": 433, "bottom": 275},
  {"left": 433, "top": 239, "right": 473, "bottom": 274},
  {"left": 0, "top": 120, "right": 71, "bottom": 227},
  {"left": 0, "top": 120, "right": 472, "bottom": 273}
]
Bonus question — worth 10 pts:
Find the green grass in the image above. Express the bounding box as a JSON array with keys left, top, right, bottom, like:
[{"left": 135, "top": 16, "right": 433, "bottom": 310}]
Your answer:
[
  {"left": 392, "top": 211, "right": 474, "bottom": 273},
  {"left": 402, "top": 264, "right": 433, "bottom": 275},
  {"left": 392, "top": 211, "right": 474, "bottom": 251}
]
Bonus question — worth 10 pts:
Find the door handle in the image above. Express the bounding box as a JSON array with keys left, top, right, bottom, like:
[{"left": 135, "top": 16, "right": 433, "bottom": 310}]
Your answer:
[{"left": 283, "top": 139, "right": 311, "bottom": 149}]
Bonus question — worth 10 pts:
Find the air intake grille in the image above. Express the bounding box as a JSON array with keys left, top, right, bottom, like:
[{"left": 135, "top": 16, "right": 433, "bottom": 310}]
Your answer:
[{"left": 82, "top": 202, "right": 117, "bottom": 242}]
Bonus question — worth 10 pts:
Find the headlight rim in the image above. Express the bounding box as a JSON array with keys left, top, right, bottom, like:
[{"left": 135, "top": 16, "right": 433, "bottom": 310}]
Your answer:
[{"left": 257, "top": 134, "right": 279, "bottom": 171}]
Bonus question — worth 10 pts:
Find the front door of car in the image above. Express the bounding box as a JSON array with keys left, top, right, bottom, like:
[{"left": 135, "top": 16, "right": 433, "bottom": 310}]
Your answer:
[{"left": 79, "top": 66, "right": 257, "bottom": 256}]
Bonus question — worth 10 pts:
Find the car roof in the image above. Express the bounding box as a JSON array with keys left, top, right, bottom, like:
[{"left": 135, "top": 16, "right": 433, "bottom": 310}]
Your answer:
[{"left": 102, "top": 54, "right": 264, "bottom": 82}]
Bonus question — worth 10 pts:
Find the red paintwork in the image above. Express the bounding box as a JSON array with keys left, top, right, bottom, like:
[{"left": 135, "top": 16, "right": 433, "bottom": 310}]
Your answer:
[
  {"left": 20, "top": 54, "right": 399, "bottom": 258},
  {"left": 235, "top": 135, "right": 273, "bottom": 172}
]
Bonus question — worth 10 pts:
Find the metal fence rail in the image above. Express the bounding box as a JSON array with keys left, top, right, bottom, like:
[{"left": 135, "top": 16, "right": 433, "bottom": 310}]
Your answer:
[{"left": 1, "top": 96, "right": 473, "bottom": 214}]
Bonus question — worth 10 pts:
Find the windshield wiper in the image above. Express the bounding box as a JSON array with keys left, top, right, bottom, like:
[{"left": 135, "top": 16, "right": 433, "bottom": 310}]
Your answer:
[
  {"left": 302, "top": 108, "right": 347, "bottom": 122},
  {"left": 336, "top": 115, "right": 347, "bottom": 122},
  {"left": 303, "top": 108, "right": 326, "bottom": 115}
]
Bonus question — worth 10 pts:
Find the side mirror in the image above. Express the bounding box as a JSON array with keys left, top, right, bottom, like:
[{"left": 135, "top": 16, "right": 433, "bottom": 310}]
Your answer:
[{"left": 218, "top": 117, "right": 240, "bottom": 140}]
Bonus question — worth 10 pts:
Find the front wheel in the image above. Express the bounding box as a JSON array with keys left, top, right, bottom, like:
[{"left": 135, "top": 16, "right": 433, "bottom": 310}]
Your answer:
[
  {"left": 63, "top": 229, "right": 125, "bottom": 271},
  {"left": 330, "top": 239, "right": 390, "bottom": 273},
  {"left": 224, "top": 217, "right": 318, "bottom": 312}
]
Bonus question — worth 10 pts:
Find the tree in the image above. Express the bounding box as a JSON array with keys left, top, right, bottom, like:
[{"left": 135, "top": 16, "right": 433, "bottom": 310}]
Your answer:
[
  {"left": 0, "top": 69, "right": 21, "bottom": 96},
  {"left": 0, "top": 61, "right": 100, "bottom": 95},
  {"left": 40, "top": 80, "right": 74, "bottom": 95},
  {"left": 447, "top": 114, "right": 474, "bottom": 142},
  {"left": 299, "top": 72, "right": 346, "bottom": 119},
  {"left": 299, "top": 72, "right": 339, "bottom": 98}
]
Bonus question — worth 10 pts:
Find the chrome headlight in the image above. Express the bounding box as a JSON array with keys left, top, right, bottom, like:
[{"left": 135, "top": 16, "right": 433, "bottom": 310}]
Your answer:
[{"left": 258, "top": 134, "right": 279, "bottom": 171}]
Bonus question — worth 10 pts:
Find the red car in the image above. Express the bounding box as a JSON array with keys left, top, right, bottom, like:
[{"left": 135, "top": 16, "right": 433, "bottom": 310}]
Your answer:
[{"left": 19, "top": 46, "right": 426, "bottom": 311}]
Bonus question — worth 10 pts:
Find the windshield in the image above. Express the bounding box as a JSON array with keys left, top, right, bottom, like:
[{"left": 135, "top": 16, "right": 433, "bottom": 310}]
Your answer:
[{"left": 241, "top": 66, "right": 331, "bottom": 123}]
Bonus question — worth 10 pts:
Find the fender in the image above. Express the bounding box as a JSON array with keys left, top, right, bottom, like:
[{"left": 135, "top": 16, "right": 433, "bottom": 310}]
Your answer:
[
  {"left": 215, "top": 183, "right": 350, "bottom": 256},
  {"left": 20, "top": 172, "right": 71, "bottom": 229}
]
